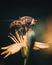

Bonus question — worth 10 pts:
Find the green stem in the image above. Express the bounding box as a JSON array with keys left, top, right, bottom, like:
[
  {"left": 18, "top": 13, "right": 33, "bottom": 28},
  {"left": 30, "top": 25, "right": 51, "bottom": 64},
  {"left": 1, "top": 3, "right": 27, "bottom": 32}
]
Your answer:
[{"left": 24, "top": 58, "right": 27, "bottom": 65}]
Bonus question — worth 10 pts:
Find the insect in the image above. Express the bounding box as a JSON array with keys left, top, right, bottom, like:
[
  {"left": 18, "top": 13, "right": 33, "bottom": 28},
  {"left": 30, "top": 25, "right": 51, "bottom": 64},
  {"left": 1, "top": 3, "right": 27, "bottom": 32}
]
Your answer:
[{"left": 9, "top": 16, "right": 37, "bottom": 31}]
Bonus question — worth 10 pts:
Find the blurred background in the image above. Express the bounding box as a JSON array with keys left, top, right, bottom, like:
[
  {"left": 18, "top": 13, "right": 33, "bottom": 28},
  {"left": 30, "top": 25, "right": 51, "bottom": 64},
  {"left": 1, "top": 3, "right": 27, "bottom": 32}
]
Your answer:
[{"left": 0, "top": 0, "right": 52, "bottom": 65}]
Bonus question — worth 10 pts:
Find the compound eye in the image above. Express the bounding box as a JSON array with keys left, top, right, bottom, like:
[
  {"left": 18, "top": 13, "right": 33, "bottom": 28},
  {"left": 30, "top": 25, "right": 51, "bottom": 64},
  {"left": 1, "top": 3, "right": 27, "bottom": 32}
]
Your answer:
[{"left": 26, "top": 17, "right": 32, "bottom": 25}]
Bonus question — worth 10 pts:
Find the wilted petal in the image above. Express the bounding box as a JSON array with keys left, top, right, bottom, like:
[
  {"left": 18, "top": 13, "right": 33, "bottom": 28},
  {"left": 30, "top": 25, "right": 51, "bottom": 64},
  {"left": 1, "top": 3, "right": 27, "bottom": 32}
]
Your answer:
[{"left": 33, "top": 42, "right": 49, "bottom": 49}]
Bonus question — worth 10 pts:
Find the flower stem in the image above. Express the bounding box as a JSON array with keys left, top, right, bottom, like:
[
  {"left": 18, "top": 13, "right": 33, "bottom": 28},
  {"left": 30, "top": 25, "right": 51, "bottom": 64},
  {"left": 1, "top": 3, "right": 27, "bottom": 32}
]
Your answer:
[{"left": 24, "top": 58, "right": 27, "bottom": 65}]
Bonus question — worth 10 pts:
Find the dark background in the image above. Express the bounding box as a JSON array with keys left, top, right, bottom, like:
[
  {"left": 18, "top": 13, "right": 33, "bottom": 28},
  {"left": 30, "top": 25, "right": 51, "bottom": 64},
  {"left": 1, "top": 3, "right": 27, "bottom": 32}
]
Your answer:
[{"left": 0, "top": 0, "right": 52, "bottom": 65}]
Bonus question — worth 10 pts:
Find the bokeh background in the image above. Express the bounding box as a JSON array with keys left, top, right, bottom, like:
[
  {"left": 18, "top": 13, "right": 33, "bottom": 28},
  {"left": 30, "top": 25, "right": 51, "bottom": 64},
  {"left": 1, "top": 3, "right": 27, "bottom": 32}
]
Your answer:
[{"left": 0, "top": 0, "right": 52, "bottom": 65}]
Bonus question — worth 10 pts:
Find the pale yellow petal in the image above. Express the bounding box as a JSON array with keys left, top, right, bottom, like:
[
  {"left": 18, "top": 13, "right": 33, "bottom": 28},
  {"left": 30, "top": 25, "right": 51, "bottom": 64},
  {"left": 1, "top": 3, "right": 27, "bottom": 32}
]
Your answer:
[
  {"left": 34, "top": 42, "right": 49, "bottom": 49},
  {"left": 1, "top": 51, "right": 8, "bottom": 55},
  {"left": 4, "top": 53, "right": 10, "bottom": 58},
  {"left": 8, "top": 35, "right": 17, "bottom": 43},
  {"left": 15, "top": 30, "right": 21, "bottom": 42},
  {"left": 9, "top": 33, "right": 18, "bottom": 42}
]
